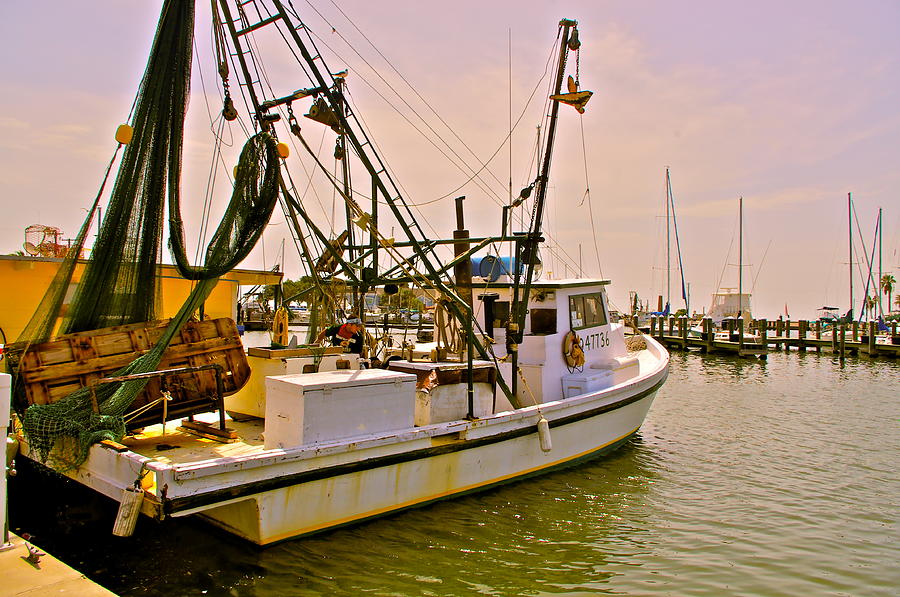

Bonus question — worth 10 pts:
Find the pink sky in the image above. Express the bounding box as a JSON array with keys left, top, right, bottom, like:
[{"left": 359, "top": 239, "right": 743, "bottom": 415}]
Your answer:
[{"left": 1, "top": 1, "right": 898, "bottom": 319}]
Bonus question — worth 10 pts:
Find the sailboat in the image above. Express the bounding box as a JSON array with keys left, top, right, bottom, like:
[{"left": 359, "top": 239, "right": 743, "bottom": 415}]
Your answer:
[
  {"left": 6, "top": 1, "right": 668, "bottom": 545},
  {"left": 654, "top": 167, "right": 689, "bottom": 317},
  {"left": 708, "top": 197, "right": 753, "bottom": 325}
]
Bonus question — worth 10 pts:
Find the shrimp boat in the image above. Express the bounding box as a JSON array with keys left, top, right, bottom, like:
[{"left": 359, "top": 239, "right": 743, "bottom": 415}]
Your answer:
[{"left": 7, "top": 0, "right": 668, "bottom": 545}]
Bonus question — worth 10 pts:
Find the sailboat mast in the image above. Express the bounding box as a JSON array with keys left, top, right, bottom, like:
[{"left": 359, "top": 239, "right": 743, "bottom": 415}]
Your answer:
[
  {"left": 666, "top": 168, "right": 671, "bottom": 309},
  {"left": 848, "top": 192, "right": 853, "bottom": 318},
  {"left": 878, "top": 207, "right": 882, "bottom": 316},
  {"left": 738, "top": 196, "right": 743, "bottom": 318}
]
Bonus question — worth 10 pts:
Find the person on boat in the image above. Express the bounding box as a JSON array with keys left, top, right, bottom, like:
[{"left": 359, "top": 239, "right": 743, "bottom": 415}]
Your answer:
[{"left": 316, "top": 317, "right": 364, "bottom": 354}]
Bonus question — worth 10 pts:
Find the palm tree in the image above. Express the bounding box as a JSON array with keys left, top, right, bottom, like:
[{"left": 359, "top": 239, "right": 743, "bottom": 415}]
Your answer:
[
  {"left": 865, "top": 295, "right": 878, "bottom": 319},
  {"left": 882, "top": 274, "right": 896, "bottom": 314}
]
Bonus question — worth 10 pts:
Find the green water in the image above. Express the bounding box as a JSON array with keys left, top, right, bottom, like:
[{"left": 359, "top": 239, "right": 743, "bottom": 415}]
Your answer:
[{"left": 11, "top": 351, "right": 899, "bottom": 596}]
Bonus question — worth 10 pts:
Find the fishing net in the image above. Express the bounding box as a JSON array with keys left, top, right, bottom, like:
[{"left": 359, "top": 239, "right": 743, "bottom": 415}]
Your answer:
[{"left": 8, "top": 0, "right": 281, "bottom": 469}]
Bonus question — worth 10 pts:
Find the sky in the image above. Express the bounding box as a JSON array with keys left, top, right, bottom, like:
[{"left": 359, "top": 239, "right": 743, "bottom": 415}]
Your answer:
[{"left": 1, "top": 0, "right": 899, "bottom": 319}]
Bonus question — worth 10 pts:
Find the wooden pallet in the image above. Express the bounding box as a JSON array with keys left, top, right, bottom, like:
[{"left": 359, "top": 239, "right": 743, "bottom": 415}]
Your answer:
[{"left": 17, "top": 318, "right": 250, "bottom": 428}]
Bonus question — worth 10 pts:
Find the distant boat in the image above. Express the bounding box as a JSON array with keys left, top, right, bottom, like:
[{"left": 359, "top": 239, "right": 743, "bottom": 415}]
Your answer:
[{"left": 709, "top": 197, "right": 752, "bottom": 325}]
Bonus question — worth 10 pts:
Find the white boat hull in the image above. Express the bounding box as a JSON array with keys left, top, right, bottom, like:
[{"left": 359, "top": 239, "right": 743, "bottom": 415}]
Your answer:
[{"left": 199, "top": 386, "right": 658, "bottom": 544}]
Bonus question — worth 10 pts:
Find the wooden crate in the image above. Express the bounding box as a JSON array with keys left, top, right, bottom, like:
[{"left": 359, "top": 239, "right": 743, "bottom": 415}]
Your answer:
[{"left": 17, "top": 318, "right": 250, "bottom": 428}]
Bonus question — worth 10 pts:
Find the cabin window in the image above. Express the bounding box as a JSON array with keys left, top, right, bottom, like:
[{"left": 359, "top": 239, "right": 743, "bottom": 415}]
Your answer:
[
  {"left": 569, "top": 292, "right": 607, "bottom": 330},
  {"left": 530, "top": 308, "right": 557, "bottom": 335}
]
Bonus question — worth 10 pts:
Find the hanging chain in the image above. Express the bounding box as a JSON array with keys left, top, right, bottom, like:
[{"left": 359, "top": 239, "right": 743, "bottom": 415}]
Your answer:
[
  {"left": 211, "top": 0, "right": 238, "bottom": 121},
  {"left": 575, "top": 45, "right": 581, "bottom": 88},
  {"left": 286, "top": 102, "right": 302, "bottom": 137}
]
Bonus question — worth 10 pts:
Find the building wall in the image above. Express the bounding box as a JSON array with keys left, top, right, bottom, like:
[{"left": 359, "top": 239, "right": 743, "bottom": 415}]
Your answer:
[{"left": 0, "top": 256, "right": 242, "bottom": 343}]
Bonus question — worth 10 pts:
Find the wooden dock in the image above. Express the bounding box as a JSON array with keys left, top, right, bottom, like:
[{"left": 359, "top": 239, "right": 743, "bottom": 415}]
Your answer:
[
  {"left": 649, "top": 317, "right": 767, "bottom": 358},
  {"left": 648, "top": 316, "right": 900, "bottom": 359},
  {"left": 0, "top": 533, "right": 116, "bottom": 596}
]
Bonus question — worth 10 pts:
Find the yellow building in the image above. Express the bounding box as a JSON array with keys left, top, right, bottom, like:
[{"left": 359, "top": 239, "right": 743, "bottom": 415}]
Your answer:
[{"left": 0, "top": 255, "right": 280, "bottom": 346}]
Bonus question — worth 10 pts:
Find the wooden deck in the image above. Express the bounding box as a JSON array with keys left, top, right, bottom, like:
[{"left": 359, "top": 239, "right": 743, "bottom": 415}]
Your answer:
[{"left": 121, "top": 411, "right": 265, "bottom": 466}]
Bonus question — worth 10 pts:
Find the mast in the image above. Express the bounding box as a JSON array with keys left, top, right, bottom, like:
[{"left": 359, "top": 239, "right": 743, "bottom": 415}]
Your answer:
[
  {"left": 219, "top": 0, "right": 521, "bottom": 404},
  {"left": 669, "top": 170, "right": 687, "bottom": 314},
  {"left": 848, "top": 192, "right": 853, "bottom": 319},
  {"left": 738, "top": 196, "right": 743, "bottom": 318},
  {"left": 333, "top": 76, "right": 360, "bottom": 317},
  {"left": 666, "top": 168, "right": 671, "bottom": 309},
  {"left": 509, "top": 18, "right": 578, "bottom": 399},
  {"left": 878, "top": 207, "right": 882, "bottom": 316}
]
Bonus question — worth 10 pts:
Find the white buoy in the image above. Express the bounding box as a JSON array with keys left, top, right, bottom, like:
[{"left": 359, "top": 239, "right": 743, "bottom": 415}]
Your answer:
[
  {"left": 537, "top": 416, "right": 552, "bottom": 452},
  {"left": 112, "top": 486, "right": 144, "bottom": 537}
]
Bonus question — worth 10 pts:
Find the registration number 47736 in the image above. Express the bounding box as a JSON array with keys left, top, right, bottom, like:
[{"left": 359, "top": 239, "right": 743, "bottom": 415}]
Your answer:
[{"left": 580, "top": 331, "right": 609, "bottom": 351}]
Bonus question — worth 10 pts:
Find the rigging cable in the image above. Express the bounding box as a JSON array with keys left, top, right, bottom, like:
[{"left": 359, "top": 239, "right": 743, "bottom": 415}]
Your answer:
[
  {"left": 282, "top": 2, "right": 579, "bottom": 267},
  {"left": 299, "top": 0, "right": 558, "bottom": 211},
  {"left": 303, "top": 0, "right": 507, "bottom": 199},
  {"left": 578, "top": 110, "right": 604, "bottom": 279},
  {"left": 751, "top": 239, "right": 772, "bottom": 293},
  {"left": 713, "top": 208, "right": 740, "bottom": 297}
]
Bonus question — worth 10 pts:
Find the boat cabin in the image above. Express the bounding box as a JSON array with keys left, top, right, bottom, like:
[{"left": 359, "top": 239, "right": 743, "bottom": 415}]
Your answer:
[
  {"left": 464, "top": 277, "right": 637, "bottom": 409},
  {"left": 708, "top": 289, "right": 753, "bottom": 325}
]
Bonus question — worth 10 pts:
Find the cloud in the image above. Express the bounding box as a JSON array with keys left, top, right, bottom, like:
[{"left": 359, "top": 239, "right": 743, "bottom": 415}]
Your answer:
[{"left": 0, "top": 117, "right": 29, "bottom": 131}]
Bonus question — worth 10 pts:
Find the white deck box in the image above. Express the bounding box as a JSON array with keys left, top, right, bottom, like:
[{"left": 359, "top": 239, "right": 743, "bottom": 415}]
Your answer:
[
  {"left": 387, "top": 360, "right": 496, "bottom": 425},
  {"left": 561, "top": 369, "right": 614, "bottom": 398},
  {"left": 263, "top": 369, "right": 416, "bottom": 449},
  {"left": 227, "top": 353, "right": 359, "bottom": 418}
]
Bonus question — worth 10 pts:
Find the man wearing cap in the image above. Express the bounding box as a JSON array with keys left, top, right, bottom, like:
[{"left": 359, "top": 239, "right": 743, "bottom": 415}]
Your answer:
[{"left": 316, "top": 317, "right": 364, "bottom": 354}]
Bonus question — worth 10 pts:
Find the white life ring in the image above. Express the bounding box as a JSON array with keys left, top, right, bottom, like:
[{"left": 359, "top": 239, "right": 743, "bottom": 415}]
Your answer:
[{"left": 562, "top": 330, "right": 585, "bottom": 369}]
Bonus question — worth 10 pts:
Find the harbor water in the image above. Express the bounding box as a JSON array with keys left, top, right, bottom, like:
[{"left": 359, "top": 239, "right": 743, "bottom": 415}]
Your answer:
[{"left": 10, "top": 350, "right": 898, "bottom": 596}]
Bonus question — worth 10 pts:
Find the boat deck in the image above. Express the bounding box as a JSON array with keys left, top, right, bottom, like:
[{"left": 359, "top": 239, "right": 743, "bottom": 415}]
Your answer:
[{"left": 122, "top": 412, "right": 266, "bottom": 465}]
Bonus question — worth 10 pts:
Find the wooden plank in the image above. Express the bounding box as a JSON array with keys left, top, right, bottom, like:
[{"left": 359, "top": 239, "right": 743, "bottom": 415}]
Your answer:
[
  {"left": 99, "top": 439, "right": 129, "bottom": 452},
  {"left": 178, "top": 420, "right": 239, "bottom": 443},
  {"left": 247, "top": 346, "right": 344, "bottom": 358}
]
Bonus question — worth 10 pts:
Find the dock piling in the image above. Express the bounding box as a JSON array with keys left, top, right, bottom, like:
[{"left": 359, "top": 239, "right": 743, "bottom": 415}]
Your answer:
[
  {"left": 839, "top": 324, "right": 846, "bottom": 361},
  {"left": 816, "top": 320, "right": 823, "bottom": 353},
  {"left": 759, "top": 318, "right": 768, "bottom": 349},
  {"left": 798, "top": 320, "right": 807, "bottom": 352}
]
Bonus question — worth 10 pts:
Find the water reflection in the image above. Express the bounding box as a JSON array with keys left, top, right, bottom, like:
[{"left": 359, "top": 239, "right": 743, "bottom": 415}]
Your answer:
[
  {"left": 10, "top": 350, "right": 899, "bottom": 596},
  {"left": 234, "top": 440, "right": 660, "bottom": 596}
]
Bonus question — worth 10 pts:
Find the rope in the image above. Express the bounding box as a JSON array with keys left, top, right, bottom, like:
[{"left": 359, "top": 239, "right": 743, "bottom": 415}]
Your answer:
[{"left": 515, "top": 366, "right": 540, "bottom": 407}]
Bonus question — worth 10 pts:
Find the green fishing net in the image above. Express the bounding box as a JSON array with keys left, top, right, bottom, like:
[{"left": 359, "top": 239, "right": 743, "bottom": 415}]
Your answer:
[{"left": 8, "top": 0, "right": 281, "bottom": 469}]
